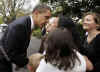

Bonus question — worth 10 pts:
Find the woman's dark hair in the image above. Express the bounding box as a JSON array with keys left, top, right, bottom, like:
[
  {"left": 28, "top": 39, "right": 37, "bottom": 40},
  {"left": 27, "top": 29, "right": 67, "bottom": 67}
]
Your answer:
[
  {"left": 57, "top": 16, "right": 83, "bottom": 52},
  {"left": 44, "top": 28, "right": 79, "bottom": 70}
]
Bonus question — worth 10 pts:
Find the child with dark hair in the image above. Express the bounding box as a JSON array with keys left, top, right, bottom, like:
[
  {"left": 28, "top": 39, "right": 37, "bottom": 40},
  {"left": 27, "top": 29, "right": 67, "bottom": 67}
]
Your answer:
[{"left": 36, "top": 28, "right": 93, "bottom": 72}]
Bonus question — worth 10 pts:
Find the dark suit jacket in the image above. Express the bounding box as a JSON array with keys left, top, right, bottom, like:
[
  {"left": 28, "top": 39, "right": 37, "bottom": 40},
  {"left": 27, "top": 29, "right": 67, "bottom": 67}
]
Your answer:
[{"left": 1, "top": 16, "right": 32, "bottom": 67}]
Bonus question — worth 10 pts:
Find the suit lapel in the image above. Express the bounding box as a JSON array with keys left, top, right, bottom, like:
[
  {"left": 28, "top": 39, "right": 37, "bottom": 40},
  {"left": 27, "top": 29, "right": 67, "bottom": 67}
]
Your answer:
[{"left": 24, "top": 16, "right": 32, "bottom": 48}]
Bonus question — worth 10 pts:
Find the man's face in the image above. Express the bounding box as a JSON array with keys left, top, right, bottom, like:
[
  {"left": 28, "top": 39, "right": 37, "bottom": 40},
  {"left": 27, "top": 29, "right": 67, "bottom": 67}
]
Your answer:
[{"left": 36, "top": 10, "right": 51, "bottom": 28}]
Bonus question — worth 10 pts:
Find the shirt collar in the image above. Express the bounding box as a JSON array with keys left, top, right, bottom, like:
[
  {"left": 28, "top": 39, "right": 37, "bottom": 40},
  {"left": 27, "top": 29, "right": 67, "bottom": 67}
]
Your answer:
[{"left": 30, "top": 15, "right": 34, "bottom": 30}]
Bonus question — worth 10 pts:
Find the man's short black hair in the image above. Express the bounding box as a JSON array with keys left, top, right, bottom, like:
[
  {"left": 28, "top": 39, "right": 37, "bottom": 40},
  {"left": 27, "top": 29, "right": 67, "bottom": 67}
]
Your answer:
[{"left": 32, "top": 4, "right": 51, "bottom": 13}]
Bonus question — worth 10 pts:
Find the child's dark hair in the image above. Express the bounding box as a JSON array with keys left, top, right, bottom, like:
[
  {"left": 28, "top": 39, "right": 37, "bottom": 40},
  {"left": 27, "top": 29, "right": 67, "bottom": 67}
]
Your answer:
[{"left": 44, "top": 28, "right": 79, "bottom": 70}]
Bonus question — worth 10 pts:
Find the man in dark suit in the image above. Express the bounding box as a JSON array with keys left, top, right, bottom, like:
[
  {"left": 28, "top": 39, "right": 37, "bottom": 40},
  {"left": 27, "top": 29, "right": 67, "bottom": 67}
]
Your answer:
[{"left": 0, "top": 4, "right": 51, "bottom": 72}]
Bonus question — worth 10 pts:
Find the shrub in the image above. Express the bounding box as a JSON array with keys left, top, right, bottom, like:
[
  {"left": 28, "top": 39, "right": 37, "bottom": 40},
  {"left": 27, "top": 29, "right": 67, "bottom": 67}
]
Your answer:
[
  {"left": 0, "top": 16, "right": 3, "bottom": 24},
  {"left": 32, "top": 28, "right": 42, "bottom": 39}
]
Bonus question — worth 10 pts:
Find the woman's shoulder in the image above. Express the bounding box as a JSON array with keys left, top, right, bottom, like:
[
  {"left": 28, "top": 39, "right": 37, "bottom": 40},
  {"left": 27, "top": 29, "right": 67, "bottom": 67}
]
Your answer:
[
  {"left": 96, "top": 33, "right": 100, "bottom": 39},
  {"left": 73, "top": 51, "right": 86, "bottom": 71},
  {"left": 93, "top": 33, "right": 100, "bottom": 43}
]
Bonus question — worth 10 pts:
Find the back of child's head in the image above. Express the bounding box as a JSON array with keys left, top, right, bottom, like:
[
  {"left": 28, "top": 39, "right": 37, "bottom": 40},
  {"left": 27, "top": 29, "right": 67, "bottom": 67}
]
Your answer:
[{"left": 44, "top": 28, "right": 78, "bottom": 70}]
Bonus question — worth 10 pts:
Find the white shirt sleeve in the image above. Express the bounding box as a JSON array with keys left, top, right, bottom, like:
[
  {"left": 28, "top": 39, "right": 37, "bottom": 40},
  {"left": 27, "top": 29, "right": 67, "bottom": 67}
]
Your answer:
[{"left": 74, "top": 51, "right": 86, "bottom": 72}]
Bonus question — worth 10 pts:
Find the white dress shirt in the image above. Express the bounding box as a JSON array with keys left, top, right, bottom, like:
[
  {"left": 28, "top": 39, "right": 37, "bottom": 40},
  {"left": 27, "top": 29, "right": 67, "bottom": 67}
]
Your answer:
[{"left": 30, "top": 15, "right": 34, "bottom": 30}]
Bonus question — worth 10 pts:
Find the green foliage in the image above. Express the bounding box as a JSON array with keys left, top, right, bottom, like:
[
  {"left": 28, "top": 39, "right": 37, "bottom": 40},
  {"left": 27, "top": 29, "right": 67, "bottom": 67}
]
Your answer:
[
  {"left": 40, "top": 0, "right": 48, "bottom": 2},
  {"left": 0, "top": 16, "right": 3, "bottom": 24},
  {"left": 41, "top": 0, "right": 100, "bottom": 18},
  {"left": 32, "top": 28, "right": 42, "bottom": 39},
  {"left": 0, "top": 0, "right": 25, "bottom": 23},
  {"left": 77, "top": 24, "right": 85, "bottom": 39}
]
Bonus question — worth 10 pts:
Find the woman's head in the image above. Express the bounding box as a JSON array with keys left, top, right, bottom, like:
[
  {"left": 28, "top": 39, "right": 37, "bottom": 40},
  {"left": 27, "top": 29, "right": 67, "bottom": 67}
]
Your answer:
[
  {"left": 44, "top": 28, "right": 78, "bottom": 70},
  {"left": 82, "top": 12, "right": 100, "bottom": 31},
  {"left": 46, "top": 16, "right": 76, "bottom": 31},
  {"left": 45, "top": 16, "right": 81, "bottom": 51},
  {"left": 46, "top": 16, "right": 76, "bottom": 32},
  {"left": 46, "top": 17, "right": 59, "bottom": 32}
]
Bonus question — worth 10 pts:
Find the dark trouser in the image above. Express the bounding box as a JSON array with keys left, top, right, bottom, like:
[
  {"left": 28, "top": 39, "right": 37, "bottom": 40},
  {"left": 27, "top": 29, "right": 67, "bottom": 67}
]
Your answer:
[{"left": 0, "top": 55, "right": 12, "bottom": 72}]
